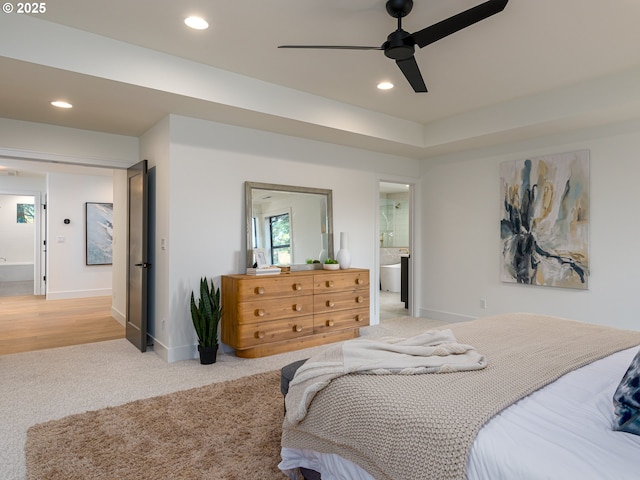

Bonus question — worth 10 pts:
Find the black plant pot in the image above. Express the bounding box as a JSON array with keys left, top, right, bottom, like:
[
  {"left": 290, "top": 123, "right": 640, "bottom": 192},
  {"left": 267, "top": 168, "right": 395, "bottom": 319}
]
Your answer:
[{"left": 198, "top": 344, "right": 218, "bottom": 365}]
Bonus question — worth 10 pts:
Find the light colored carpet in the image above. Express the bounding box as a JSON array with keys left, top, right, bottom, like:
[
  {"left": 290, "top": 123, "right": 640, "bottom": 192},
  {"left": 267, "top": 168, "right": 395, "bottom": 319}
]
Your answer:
[{"left": 1, "top": 316, "right": 447, "bottom": 480}]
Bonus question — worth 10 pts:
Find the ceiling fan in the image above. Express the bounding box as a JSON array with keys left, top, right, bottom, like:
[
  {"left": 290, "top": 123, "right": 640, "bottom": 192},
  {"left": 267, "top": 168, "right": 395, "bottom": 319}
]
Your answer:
[{"left": 278, "top": 0, "right": 509, "bottom": 93}]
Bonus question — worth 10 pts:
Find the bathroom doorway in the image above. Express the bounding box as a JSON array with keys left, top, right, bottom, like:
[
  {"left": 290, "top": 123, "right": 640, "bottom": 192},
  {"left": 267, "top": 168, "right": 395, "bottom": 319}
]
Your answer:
[
  {"left": 378, "top": 182, "right": 411, "bottom": 320},
  {"left": 0, "top": 192, "right": 42, "bottom": 297}
]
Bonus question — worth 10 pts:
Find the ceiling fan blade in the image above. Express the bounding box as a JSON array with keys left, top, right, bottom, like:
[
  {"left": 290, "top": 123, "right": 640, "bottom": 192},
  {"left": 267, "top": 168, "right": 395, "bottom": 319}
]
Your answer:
[
  {"left": 396, "top": 56, "right": 427, "bottom": 93},
  {"left": 278, "top": 45, "right": 383, "bottom": 51},
  {"left": 410, "top": 0, "right": 508, "bottom": 48}
]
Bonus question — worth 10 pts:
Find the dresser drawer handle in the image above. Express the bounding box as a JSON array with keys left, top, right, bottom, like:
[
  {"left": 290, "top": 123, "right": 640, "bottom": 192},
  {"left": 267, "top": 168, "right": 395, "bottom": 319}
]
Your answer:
[
  {"left": 356, "top": 296, "right": 364, "bottom": 303},
  {"left": 294, "top": 304, "right": 302, "bottom": 312},
  {"left": 255, "top": 287, "right": 265, "bottom": 295},
  {"left": 326, "top": 280, "right": 334, "bottom": 288},
  {"left": 293, "top": 283, "right": 303, "bottom": 291},
  {"left": 326, "top": 300, "right": 335, "bottom": 308},
  {"left": 356, "top": 278, "right": 364, "bottom": 285},
  {"left": 326, "top": 319, "right": 335, "bottom": 327},
  {"left": 255, "top": 330, "right": 265, "bottom": 339},
  {"left": 356, "top": 314, "right": 365, "bottom": 322},
  {"left": 293, "top": 324, "right": 303, "bottom": 333},
  {"left": 255, "top": 309, "right": 265, "bottom": 317}
]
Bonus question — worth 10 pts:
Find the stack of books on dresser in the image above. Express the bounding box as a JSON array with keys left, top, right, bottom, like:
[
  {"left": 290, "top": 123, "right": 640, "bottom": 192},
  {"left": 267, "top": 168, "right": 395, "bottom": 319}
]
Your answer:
[{"left": 246, "top": 266, "right": 282, "bottom": 275}]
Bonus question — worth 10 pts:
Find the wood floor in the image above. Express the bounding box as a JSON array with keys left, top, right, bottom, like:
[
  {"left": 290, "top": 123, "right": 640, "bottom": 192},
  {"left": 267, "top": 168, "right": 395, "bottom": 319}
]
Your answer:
[{"left": 0, "top": 295, "right": 124, "bottom": 355}]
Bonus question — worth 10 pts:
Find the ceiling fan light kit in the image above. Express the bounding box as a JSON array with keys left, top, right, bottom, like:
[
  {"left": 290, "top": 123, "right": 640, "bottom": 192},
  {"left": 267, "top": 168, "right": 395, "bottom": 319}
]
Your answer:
[{"left": 279, "top": 0, "right": 509, "bottom": 93}]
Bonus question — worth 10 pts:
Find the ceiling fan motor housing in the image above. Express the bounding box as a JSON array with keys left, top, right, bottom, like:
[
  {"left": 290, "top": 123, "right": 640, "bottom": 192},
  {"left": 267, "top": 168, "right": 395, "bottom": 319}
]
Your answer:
[{"left": 383, "top": 29, "right": 415, "bottom": 60}]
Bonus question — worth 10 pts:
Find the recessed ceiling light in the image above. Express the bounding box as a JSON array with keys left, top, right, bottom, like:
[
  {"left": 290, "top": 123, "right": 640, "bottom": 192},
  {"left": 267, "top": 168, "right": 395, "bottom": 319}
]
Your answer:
[
  {"left": 377, "top": 82, "right": 394, "bottom": 90},
  {"left": 51, "top": 101, "right": 73, "bottom": 109},
  {"left": 184, "top": 16, "right": 209, "bottom": 30}
]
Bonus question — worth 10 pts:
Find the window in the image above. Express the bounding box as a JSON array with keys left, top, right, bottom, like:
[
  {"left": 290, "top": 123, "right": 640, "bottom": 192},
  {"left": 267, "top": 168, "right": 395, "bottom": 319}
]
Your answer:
[{"left": 269, "top": 213, "right": 290, "bottom": 265}]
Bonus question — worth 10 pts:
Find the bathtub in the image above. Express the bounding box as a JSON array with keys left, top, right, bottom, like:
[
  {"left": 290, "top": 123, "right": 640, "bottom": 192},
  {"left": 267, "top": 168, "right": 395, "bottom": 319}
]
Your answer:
[
  {"left": 380, "top": 263, "right": 401, "bottom": 293},
  {"left": 0, "top": 262, "right": 34, "bottom": 282}
]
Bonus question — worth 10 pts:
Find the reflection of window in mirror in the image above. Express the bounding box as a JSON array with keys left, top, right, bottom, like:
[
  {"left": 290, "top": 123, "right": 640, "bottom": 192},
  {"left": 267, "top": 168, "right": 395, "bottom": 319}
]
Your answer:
[
  {"left": 269, "top": 212, "right": 291, "bottom": 264},
  {"left": 252, "top": 217, "right": 258, "bottom": 250}
]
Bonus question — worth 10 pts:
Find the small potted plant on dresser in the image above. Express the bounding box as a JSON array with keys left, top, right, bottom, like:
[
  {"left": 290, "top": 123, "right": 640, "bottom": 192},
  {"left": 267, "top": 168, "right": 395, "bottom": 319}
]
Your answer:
[
  {"left": 323, "top": 258, "right": 340, "bottom": 270},
  {"left": 190, "top": 277, "right": 222, "bottom": 364}
]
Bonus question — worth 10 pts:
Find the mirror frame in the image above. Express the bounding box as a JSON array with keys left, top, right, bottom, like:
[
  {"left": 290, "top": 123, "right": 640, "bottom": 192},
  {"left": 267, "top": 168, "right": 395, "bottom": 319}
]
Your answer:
[{"left": 245, "top": 181, "right": 334, "bottom": 269}]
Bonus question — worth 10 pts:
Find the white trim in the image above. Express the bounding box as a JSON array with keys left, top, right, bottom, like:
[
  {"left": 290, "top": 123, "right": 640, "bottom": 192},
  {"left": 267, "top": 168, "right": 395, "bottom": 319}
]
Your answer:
[
  {"left": 149, "top": 338, "right": 197, "bottom": 363},
  {"left": 110, "top": 306, "right": 126, "bottom": 326},
  {"left": 0, "top": 147, "right": 132, "bottom": 170},
  {"left": 375, "top": 176, "right": 418, "bottom": 322},
  {"left": 46, "top": 289, "right": 112, "bottom": 300},
  {"left": 419, "top": 308, "right": 476, "bottom": 324}
]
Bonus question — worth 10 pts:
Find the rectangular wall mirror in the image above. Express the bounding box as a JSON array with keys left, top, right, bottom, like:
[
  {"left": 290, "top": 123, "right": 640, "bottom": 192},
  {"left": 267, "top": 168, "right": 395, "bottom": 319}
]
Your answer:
[{"left": 245, "top": 181, "right": 333, "bottom": 269}]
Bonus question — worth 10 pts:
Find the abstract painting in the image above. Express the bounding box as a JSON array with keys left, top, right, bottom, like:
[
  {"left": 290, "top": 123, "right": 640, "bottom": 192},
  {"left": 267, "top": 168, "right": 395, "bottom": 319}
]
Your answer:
[
  {"left": 86, "top": 202, "right": 113, "bottom": 265},
  {"left": 500, "top": 150, "right": 589, "bottom": 289}
]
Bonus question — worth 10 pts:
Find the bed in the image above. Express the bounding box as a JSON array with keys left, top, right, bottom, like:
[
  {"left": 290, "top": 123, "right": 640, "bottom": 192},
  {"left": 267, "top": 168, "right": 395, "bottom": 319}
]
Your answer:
[{"left": 279, "top": 313, "right": 640, "bottom": 480}]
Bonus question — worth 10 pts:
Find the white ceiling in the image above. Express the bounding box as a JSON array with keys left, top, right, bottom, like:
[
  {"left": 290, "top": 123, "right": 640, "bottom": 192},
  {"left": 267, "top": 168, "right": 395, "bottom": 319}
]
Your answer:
[{"left": 2, "top": 0, "right": 640, "bottom": 162}]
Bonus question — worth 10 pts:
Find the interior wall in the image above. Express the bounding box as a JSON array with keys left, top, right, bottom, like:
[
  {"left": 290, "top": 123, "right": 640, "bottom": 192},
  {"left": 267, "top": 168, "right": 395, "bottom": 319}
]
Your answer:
[
  {"left": 46, "top": 172, "right": 115, "bottom": 299},
  {"left": 419, "top": 122, "right": 640, "bottom": 331},
  {"left": 149, "top": 115, "right": 419, "bottom": 362},
  {"left": 139, "top": 116, "right": 171, "bottom": 356},
  {"left": 0, "top": 118, "right": 138, "bottom": 167}
]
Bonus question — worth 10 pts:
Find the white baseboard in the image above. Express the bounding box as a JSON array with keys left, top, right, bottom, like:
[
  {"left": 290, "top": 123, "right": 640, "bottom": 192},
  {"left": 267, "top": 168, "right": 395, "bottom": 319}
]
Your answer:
[
  {"left": 46, "top": 288, "right": 112, "bottom": 300},
  {"left": 111, "top": 306, "right": 125, "bottom": 326},
  {"left": 419, "top": 308, "right": 476, "bottom": 324},
  {"left": 148, "top": 337, "right": 197, "bottom": 363}
]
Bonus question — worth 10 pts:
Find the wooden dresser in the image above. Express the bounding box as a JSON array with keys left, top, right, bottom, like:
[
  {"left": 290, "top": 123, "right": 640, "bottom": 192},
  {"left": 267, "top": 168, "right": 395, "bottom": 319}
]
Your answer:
[{"left": 222, "top": 268, "right": 369, "bottom": 358}]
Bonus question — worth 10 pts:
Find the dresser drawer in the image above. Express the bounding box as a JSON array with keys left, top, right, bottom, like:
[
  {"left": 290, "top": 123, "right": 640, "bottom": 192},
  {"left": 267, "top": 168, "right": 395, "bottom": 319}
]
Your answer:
[
  {"left": 236, "top": 295, "right": 314, "bottom": 323},
  {"left": 314, "top": 289, "right": 369, "bottom": 314},
  {"left": 234, "top": 315, "right": 314, "bottom": 348},
  {"left": 314, "top": 308, "right": 369, "bottom": 334},
  {"left": 232, "top": 276, "right": 314, "bottom": 301},
  {"left": 314, "top": 271, "right": 369, "bottom": 293}
]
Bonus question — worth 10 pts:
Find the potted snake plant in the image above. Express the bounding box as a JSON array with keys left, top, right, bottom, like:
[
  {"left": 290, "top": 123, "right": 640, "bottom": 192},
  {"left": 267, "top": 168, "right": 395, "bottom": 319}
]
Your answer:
[{"left": 190, "top": 277, "right": 222, "bottom": 364}]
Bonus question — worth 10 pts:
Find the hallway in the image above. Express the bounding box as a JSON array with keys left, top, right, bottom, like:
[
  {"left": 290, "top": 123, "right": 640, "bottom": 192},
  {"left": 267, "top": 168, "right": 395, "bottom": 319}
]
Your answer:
[{"left": 0, "top": 295, "right": 123, "bottom": 355}]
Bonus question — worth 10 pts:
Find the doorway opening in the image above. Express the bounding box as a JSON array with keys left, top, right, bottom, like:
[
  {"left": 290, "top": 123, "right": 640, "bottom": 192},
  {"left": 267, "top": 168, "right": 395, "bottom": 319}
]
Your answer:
[
  {"left": 378, "top": 182, "right": 412, "bottom": 321},
  {"left": 0, "top": 157, "right": 122, "bottom": 354},
  {"left": 0, "top": 192, "right": 43, "bottom": 297}
]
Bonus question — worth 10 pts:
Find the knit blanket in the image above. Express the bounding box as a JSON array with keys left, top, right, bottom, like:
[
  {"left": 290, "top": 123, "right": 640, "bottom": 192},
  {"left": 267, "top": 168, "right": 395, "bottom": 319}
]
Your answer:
[
  {"left": 281, "top": 313, "right": 640, "bottom": 480},
  {"left": 285, "top": 329, "right": 487, "bottom": 425}
]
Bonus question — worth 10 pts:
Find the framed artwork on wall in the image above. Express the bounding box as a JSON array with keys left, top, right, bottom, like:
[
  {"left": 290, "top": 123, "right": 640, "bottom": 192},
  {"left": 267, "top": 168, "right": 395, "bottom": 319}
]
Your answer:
[
  {"left": 500, "top": 150, "right": 589, "bottom": 289},
  {"left": 86, "top": 202, "right": 114, "bottom": 266},
  {"left": 17, "top": 203, "right": 34, "bottom": 223}
]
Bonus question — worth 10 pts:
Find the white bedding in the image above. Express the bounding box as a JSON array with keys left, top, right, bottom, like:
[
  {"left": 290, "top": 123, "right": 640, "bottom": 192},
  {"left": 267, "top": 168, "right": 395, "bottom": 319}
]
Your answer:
[{"left": 280, "top": 346, "right": 640, "bottom": 480}]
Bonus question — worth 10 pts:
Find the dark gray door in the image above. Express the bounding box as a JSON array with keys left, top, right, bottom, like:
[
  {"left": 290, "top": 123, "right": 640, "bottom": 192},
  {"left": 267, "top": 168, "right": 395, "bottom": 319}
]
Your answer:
[{"left": 126, "top": 160, "right": 149, "bottom": 352}]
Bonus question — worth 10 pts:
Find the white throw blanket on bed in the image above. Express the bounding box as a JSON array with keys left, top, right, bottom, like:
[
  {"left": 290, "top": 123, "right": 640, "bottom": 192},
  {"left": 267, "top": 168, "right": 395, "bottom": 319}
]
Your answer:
[{"left": 285, "top": 329, "right": 486, "bottom": 424}]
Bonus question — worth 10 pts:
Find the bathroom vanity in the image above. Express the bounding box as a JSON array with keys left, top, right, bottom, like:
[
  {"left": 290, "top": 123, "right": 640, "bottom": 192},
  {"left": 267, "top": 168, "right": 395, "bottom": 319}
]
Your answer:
[{"left": 401, "top": 254, "right": 410, "bottom": 308}]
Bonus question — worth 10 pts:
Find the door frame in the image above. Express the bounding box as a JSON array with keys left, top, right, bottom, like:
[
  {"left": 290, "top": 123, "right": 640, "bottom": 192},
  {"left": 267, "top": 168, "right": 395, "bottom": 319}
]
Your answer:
[
  {"left": 374, "top": 178, "right": 417, "bottom": 323},
  {"left": 0, "top": 189, "right": 44, "bottom": 296}
]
